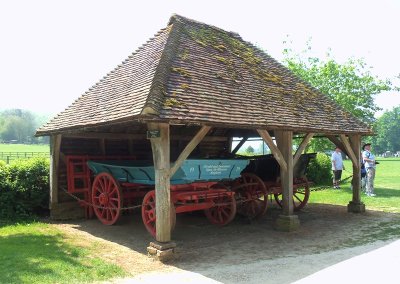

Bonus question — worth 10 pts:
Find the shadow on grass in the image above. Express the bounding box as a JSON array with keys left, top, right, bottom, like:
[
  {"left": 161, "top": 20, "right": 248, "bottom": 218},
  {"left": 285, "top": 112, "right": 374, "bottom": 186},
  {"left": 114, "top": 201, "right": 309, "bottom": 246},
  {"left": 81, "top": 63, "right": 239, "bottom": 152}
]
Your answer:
[
  {"left": 0, "top": 233, "right": 83, "bottom": 283},
  {"left": 374, "top": 187, "right": 400, "bottom": 198}
]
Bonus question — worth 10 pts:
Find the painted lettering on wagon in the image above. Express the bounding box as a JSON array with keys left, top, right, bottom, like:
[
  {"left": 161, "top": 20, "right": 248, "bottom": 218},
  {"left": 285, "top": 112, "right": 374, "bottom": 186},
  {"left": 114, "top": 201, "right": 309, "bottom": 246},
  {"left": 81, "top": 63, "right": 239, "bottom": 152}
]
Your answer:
[{"left": 203, "top": 164, "right": 231, "bottom": 175}]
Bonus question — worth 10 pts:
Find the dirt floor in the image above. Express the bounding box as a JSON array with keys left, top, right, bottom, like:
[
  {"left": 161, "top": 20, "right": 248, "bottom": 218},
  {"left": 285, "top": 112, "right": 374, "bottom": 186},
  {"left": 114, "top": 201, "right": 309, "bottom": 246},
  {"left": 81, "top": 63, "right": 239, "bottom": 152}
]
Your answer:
[{"left": 52, "top": 203, "right": 400, "bottom": 283}]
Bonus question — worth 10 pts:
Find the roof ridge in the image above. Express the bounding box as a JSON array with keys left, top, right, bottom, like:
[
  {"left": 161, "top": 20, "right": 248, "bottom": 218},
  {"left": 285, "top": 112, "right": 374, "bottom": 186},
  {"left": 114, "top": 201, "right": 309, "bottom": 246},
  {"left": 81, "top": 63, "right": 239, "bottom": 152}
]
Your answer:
[
  {"left": 169, "top": 14, "right": 242, "bottom": 40},
  {"left": 141, "top": 21, "right": 183, "bottom": 115}
]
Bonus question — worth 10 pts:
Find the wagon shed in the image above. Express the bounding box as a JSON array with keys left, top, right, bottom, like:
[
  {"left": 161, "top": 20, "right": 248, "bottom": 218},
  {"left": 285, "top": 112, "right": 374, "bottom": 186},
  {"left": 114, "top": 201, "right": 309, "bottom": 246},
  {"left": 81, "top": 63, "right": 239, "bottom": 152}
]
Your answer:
[{"left": 36, "top": 14, "right": 372, "bottom": 257}]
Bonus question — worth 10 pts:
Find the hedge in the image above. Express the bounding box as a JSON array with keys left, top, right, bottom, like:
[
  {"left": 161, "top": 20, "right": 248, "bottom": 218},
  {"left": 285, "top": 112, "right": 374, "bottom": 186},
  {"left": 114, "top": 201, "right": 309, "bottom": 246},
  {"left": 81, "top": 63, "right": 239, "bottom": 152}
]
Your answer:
[
  {"left": 307, "top": 152, "right": 333, "bottom": 185},
  {"left": 0, "top": 158, "right": 49, "bottom": 221}
]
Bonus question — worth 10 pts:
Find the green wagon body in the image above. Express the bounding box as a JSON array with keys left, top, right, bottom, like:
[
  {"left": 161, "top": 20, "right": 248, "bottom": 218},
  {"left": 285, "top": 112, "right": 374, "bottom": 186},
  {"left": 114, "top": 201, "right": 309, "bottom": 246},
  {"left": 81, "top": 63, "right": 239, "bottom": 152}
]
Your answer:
[{"left": 87, "top": 159, "right": 249, "bottom": 185}]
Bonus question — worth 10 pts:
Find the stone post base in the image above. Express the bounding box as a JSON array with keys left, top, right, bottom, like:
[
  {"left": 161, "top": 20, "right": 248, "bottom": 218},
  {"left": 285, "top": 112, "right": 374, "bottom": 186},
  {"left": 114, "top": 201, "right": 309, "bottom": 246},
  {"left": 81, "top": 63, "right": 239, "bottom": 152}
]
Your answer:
[
  {"left": 274, "top": 214, "right": 300, "bottom": 232},
  {"left": 347, "top": 201, "right": 366, "bottom": 213},
  {"left": 147, "top": 241, "right": 176, "bottom": 262}
]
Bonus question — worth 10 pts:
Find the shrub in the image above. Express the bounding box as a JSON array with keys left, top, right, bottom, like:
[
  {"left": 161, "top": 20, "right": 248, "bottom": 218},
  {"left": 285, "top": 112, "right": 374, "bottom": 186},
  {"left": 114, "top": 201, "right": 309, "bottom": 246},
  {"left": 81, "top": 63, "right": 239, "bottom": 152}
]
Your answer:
[
  {"left": 0, "top": 158, "right": 49, "bottom": 220},
  {"left": 307, "top": 152, "right": 332, "bottom": 185}
]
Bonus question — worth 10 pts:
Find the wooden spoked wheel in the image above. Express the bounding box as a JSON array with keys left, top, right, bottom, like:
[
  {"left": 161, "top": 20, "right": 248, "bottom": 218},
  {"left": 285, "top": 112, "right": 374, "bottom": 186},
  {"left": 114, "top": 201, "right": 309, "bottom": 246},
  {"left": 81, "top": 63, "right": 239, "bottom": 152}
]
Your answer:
[
  {"left": 204, "top": 193, "right": 236, "bottom": 226},
  {"left": 234, "top": 173, "right": 268, "bottom": 219},
  {"left": 141, "top": 190, "right": 176, "bottom": 237},
  {"left": 91, "top": 172, "right": 122, "bottom": 225},
  {"left": 274, "top": 178, "right": 310, "bottom": 211}
]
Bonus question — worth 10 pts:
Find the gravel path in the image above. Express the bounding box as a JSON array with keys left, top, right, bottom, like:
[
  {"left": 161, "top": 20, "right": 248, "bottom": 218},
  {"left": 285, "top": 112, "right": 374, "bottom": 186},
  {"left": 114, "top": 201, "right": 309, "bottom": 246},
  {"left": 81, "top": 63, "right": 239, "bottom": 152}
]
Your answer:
[{"left": 54, "top": 204, "right": 400, "bottom": 284}]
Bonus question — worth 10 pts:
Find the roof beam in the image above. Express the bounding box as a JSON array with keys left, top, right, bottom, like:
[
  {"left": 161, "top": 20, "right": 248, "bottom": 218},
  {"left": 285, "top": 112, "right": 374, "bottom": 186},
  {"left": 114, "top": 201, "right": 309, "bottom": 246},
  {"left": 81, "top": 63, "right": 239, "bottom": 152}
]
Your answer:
[
  {"left": 231, "top": 137, "right": 248, "bottom": 154},
  {"left": 257, "top": 129, "right": 287, "bottom": 172},
  {"left": 170, "top": 126, "right": 212, "bottom": 176},
  {"left": 326, "top": 135, "right": 349, "bottom": 157},
  {"left": 293, "top": 133, "right": 314, "bottom": 166},
  {"left": 63, "top": 132, "right": 225, "bottom": 141},
  {"left": 339, "top": 134, "right": 357, "bottom": 165}
]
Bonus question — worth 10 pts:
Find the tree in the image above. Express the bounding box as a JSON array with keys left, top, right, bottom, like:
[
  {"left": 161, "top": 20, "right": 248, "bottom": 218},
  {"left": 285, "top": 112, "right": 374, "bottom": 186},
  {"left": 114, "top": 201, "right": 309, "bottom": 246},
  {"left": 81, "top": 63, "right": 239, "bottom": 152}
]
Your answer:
[
  {"left": 245, "top": 145, "right": 255, "bottom": 154},
  {"left": 370, "top": 107, "right": 400, "bottom": 154},
  {"left": 0, "top": 109, "right": 39, "bottom": 143},
  {"left": 282, "top": 39, "right": 396, "bottom": 152}
]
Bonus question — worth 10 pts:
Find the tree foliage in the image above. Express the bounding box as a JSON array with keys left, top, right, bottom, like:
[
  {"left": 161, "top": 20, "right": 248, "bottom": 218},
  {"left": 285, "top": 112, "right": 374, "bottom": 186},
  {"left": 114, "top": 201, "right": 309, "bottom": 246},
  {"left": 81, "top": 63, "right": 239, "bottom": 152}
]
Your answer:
[
  {"left": 282, "top": 40, "right": 396, "bottom": 152},
  {"left": 283, "top": 42, "right": 393, "bottom": 123},
  {"left": 0, "top": 109, "right": 50, "bottom": 144},
  {"left": 370, "top": 107, "right": 400, "bottom": 153}
]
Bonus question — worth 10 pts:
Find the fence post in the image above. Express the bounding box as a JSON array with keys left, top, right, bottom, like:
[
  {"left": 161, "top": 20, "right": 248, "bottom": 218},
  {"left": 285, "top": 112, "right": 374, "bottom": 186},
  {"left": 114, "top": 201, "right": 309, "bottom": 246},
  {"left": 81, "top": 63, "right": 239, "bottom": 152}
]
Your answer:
[{"left": 6, "top": 156, "right": 9, "bottom": 164}]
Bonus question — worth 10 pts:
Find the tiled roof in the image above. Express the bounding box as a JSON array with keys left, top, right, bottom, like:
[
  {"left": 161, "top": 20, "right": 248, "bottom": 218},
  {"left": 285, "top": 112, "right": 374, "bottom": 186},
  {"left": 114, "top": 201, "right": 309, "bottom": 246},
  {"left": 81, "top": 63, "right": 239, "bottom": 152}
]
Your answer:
[{"left": 37, "top": 14, "right": 372, "bottom": 135}]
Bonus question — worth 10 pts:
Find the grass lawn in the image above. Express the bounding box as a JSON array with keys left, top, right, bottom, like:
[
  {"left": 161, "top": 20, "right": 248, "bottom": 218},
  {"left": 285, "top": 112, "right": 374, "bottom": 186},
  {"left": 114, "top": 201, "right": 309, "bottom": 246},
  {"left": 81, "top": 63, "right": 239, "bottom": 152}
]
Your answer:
[
  {"left": 0, "top": 143, "right": 49, "bottom": 152},
  {"left": 1, "top": 155, "right": 398, "bottom": 283},
  {"left": 309, "top": 157, "right": 400, "bottom": 213},
  {"left": 0, "top": 222, "right": 127, "bottom": 284}
]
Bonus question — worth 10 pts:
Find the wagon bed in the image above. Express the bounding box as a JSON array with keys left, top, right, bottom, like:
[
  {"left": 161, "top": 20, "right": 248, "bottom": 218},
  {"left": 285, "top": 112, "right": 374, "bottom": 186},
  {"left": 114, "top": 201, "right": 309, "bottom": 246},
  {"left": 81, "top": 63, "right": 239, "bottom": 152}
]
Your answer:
[
  {"left": 87, "top": 159, "right": 249, "bottom": 185},
  {"left": 86, "top": 158, "right": 249, "bottom": 236}
]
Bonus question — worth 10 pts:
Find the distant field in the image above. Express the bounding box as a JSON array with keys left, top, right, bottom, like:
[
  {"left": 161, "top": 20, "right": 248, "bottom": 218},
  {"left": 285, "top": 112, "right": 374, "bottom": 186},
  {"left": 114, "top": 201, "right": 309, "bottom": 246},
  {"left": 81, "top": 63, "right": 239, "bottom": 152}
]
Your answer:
[
  {"left": 0, "top": 143, "right": 49, "bottom": 152},
  {"left": 0, "top": 144, "right": 50, "bottom": 163}
]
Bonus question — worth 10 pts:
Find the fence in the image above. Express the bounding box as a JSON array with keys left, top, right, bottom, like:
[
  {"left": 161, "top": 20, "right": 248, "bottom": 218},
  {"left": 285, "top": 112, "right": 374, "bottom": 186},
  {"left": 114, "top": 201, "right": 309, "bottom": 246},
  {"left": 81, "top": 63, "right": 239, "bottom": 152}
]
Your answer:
[{"left": 0, "top": 152, "right": 50, "bottom": 164}]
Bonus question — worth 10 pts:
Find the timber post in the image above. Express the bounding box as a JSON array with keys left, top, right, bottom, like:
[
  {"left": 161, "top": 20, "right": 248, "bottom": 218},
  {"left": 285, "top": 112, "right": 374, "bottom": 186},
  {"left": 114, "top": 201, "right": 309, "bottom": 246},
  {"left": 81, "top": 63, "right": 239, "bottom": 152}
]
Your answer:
[
  {"left": 147, "top": 123, "right": 176, "bottom": 261},
  {"left": 49, "top": 134, "right": 61, "bottom": 208},
  {"left": 348, "top": 134, "right": 366, "bottom": 213},
  {"left": 274, "top": 130, "right": 300, "bottom": 231}
]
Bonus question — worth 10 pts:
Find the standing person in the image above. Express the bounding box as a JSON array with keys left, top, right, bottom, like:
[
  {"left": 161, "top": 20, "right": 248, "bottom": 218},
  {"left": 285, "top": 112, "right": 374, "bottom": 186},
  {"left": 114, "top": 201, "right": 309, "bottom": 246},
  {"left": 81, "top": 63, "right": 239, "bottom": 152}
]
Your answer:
[
  {"left": 331, "top": 146, "right": 344, "bottom": 189},
  {"left": 362, "top": 143, "right": 377, "bottom": 197},
  {"left": 361, "top": 152, "right": 367, "bottom": 191}
]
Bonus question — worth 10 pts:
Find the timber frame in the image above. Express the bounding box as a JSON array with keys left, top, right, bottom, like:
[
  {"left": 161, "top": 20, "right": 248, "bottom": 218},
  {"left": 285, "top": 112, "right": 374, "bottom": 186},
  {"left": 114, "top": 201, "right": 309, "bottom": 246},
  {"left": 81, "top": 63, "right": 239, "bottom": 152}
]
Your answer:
[
  {"left": 47, "top": 123, "right": 366, "bottom": 256},
  {"left": 40, "top": 14, "right": 372, "bottom": 258}
]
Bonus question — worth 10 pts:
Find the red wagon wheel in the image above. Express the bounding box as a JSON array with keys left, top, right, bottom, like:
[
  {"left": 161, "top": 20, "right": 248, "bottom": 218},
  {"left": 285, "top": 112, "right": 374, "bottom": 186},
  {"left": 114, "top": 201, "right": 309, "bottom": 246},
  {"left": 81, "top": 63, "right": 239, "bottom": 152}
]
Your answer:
[
  {"left": 91, "top": 172, "right": 122, "bottom": 225},
  {"left": 234, "top": 173, "right": 268, "bottom": 219},
  {"left": 204, "top": 193, "right": 236, "bottom": 226},
  {"left": 141, "top": 190, "right": 176, "bottom": 237},
  {"left": 274, "top": 177, "right": 310, "bottom": 211}
]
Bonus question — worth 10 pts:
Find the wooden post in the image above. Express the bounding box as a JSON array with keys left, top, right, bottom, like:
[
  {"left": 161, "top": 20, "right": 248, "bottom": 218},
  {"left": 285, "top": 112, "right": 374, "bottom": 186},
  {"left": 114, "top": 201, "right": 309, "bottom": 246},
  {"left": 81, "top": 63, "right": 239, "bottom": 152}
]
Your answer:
[
  {"left": 275, "top": 130, "right": 294, "bottom": 215},
  {"left": 49, "top": 134, "right": 62, "bottom": 207},
  {"left": 274, "top": 130, "right": 299, "bottom": 231},
  {"left": 147, "top": 123, "right": 172, "bottom": 243},
  {"left": 348, "top": 134, "right": 365, "bottom": 212}
]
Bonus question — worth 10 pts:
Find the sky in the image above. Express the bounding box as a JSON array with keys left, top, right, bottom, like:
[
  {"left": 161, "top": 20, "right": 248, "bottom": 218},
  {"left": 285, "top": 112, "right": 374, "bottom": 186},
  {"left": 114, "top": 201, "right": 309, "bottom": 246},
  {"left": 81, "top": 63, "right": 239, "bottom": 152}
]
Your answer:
[{"left": 1, "top": 0, "right": 399, "bottom": 117}]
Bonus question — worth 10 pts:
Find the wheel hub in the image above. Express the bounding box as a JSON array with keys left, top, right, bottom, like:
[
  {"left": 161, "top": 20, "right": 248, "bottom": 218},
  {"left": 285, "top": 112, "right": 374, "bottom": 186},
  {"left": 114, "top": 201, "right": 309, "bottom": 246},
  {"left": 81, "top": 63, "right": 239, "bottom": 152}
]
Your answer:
[{"left": 99, "top": 193, "right": 109, "bottom": 205}]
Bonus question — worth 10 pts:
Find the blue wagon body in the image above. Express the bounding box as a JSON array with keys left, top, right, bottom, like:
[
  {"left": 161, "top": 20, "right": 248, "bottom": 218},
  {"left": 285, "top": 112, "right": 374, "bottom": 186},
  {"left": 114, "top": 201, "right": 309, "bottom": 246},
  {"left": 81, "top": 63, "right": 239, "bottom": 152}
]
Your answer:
[{"left": 87, "top": 159, "right": 249, "bottom": 185}]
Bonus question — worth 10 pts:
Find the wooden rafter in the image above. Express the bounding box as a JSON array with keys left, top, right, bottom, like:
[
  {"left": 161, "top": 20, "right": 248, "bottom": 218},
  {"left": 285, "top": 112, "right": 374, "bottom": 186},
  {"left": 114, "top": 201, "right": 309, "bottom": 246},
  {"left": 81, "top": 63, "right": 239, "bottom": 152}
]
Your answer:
[
  {"left": 326, "top": 135, "right": 349, "bottom": 157},
  {"left": 170, "top": 126, "right": 211, "bottom": 176},
  {"left": 293, "top": 133, "right": 314, "bottom": 166},
  {"left": 339, "top": 134, "right": 357, "bottom": 165},
  {"left": 257, "top": 129, "right": 287, "bottom": 172},
  {"left": 63, "top": 132, "right": 225, "bottom": 142},
  {"left": 231, "top": 136, "right": 248, "bottom": 154}
]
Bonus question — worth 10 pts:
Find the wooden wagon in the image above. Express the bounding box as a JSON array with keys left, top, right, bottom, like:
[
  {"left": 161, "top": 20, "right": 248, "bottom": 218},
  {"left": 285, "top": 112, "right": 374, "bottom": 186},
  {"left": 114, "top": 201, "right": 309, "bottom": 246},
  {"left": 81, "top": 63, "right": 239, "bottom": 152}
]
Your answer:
[
  {"left": 84, "top": 158, "right": 249, "bottom": 236},
  {"left": 65, "top": 153, "right": 315, "bottom": 237},
  {"left": 232, "top": 153, "right": 316, "bottom": 218}
]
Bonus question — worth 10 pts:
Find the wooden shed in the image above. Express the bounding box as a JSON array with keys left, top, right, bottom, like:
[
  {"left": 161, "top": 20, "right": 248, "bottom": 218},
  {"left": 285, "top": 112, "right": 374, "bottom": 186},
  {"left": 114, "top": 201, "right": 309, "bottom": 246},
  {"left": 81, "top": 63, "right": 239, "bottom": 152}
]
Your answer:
[{"left": 36, "top": 14, "right": 372, "bottom": 256}]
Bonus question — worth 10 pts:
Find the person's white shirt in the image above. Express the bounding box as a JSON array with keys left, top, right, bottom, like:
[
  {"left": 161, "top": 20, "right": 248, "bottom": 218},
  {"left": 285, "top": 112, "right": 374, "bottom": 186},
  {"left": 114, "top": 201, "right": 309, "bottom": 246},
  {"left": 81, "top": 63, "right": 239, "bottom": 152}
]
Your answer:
[{"left": 331, "top": 151, "right": 343, "bottom": 170}]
